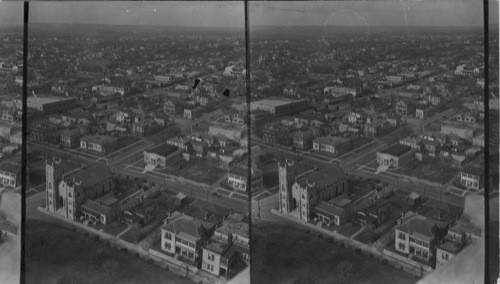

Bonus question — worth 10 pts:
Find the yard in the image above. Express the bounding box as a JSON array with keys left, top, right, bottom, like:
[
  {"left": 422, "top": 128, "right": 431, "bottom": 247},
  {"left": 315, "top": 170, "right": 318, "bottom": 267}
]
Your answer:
[
  {"left": 251, "top": 222, "right": 416, "bottom": 284},
  {"left": 394, "top": 157, "right": 459, "bottom": 184},
  {"left": 158, "top": 158, "right": 227, "bottom": 185},
  {"left": 25, "top": 219, "right": 195, "bottom": 284},
  {"left": 334, "top": 223, "right": 362, "bottom": 237}
]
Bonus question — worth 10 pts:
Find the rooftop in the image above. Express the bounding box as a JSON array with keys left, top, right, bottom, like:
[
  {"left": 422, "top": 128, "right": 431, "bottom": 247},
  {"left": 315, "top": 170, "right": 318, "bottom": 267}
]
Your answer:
[
  {"left": 314, "top": 136, "right": 349, "bottom": 146},
  {"left": 81, "top": 135, "right": 117, "bottom": 145},
  {"left": 438, "top": 239, "right": 464, "bottom": 254},
  {"left": 251, "top": 97, "right": 306, "bottom": 108},
  {"left": 162, "top": 214, "right": 215, "bottom": 240},
  {"left": 80, "top": 199, "right": 112, "bottom": 216},
  {"left": 216, "top": 221, "right": 249, "bottom": 239},
  {"left": 395, "top": 214, "right": 448, "bottom": 240},
  {"left": 62, "top": 162, "right": 112, "bottom": 189},
  {"left": 313, "top": 201, "right": 346, "bottom": 219},
  {"left": 28, "top": 96, "right": 74, "bottom": 105},
  {"left": 297, "top": 165, "right": 345, "bottom": 189},
  {"left": 449, "top": 216, "right": 482, "bottom": 238}
]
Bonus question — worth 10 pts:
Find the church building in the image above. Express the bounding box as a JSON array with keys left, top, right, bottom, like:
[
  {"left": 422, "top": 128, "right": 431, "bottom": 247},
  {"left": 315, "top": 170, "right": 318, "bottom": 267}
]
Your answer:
[
  {"left": 278, "top": 160, "right": 348, "bottom": 222},
  {"left": 45, "top": 157, "right": 114, "bottom": 222}
]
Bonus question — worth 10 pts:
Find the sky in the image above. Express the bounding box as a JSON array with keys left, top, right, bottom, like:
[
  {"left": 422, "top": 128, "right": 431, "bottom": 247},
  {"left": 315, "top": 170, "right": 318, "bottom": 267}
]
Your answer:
[
  {"left": 0, "top": 2, "right": 24, "bottom": 26},
  {"left": 28, "top": 2, "right": 245, "bottom": 28},
  {"left": 249, "top": 1, "right": 487, "bottom": 27},
  {"left": 1, "top": 1, "right": 495, "bottom": 28}
]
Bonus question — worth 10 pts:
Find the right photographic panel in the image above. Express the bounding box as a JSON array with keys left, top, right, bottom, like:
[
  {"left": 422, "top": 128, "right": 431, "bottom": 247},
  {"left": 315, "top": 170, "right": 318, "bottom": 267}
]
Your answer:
[{"left": 248, "top": 1, "right": 490, "bottom": 283}]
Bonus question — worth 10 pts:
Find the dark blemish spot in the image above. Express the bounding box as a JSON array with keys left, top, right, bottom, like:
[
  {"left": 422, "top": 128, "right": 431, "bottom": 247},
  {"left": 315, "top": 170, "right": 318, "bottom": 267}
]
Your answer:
[
  {"left": 223, "top": 89, "right": 230, "bottom": 97},
  {"left": 192, "top": 78, "right": 201, "bottom": 89}
]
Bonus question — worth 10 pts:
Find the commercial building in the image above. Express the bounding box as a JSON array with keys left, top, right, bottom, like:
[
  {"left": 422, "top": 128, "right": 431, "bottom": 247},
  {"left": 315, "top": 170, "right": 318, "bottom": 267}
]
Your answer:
[
  {"left": 376, "top": 144, "right": 414, "bottom": 169},
  {"left": 208, "top": 124, "right": 246, "bottom": 141},
  {"left": 250, "top": 97, "right": 308, "bottom": 118},
  {"left": 80, "top": 135, "right": 119, "bottom": 154},
  {"left": 323, "top": 86, "right": 358, "bottom": 97},
  {"left": 313, "top": 136, "right": 351, "bottom": 155},
  {"left": 91, "top": 85, "right": 125, "bottom": 96},
  {"left": 143, "top": 144, "right": 181, "bottom": 168},
  {"left": 27, "top": 96, "right": 76, "bottom": 115},
  {"left": 441, "top": 124, "right": 476, "bottom": 140},
  {"left": 60, "top": 128, "right": 81, "bottom": 148}
]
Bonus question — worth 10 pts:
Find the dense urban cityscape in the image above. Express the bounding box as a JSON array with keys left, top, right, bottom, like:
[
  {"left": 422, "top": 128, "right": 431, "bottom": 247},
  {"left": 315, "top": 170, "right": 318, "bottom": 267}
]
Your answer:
[{"left": 0, "top": 1, "right": 497, "bottom": 284}]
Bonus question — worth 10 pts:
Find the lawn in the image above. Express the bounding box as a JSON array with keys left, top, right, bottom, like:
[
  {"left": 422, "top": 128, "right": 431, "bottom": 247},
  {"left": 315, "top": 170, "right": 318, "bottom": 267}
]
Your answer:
[
  {"left": 101, "top": 221, "right": 128, "bottom": 237},
  {"left": 395, "top": 157, "right": 459, "bottom": 184},
  {"left": 25, "top": 219, "right": 195, "bottom": 284},
  {"left": 251, "top": 222, "right": 416, "bottom": 284},
  {"left": 354, "top": 230, "right": 380, "bottom": 244},
  {"left": 334, "top": 223, "right": 362, "bottom": 237},
  {"left": 27, "top": 158, "right": 46, "bottom": 186},
  {"left": 159, "top": 158, "right": 227, "bottom": 185}
]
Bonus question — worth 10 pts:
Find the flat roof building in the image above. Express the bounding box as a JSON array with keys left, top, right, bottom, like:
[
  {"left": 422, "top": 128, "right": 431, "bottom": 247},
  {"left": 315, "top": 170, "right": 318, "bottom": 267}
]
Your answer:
[
  {"left": 27, "top": 96, "right": 76, "bottom": 115},
  {"left": 250, "top": 97, "right": 308, "bottom": 118}
]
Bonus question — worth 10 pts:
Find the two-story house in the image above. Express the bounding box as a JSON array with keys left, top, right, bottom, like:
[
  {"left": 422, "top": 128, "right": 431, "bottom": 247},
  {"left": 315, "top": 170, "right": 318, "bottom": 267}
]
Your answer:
[
  {"left": 60, "top": 128, "right": 81, "bottom": 148},
  {"left": 394, "top": 214, "right": 448, "bottom": 264},
  {"left": 161, "top": 214, "right": 216, "bottom": 266},
  {"left": 201, "top": 214, "right": 249, "bottom": 278},
  {"left": 292, "top": 129, "right": 314, "bottom": 150},
  {"left": 227, "top": 166, "right": 263, "bottom": 192},
  {"left": 459, "top": 166, "right": 484, "bottom": 191}
]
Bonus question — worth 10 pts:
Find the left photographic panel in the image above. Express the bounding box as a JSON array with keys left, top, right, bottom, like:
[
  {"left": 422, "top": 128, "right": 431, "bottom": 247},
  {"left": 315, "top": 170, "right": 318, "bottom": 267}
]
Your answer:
[
  {"left": 0, "top": 1, "right": 23, "bottom": 284},
  {"left": 26, "top": 2, "right": 249, "bottom": 284}
]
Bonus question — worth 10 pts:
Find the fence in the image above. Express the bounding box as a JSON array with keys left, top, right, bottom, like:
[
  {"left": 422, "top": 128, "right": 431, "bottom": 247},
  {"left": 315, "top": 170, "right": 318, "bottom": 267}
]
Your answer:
[
  {"left": 271, "top": 209, "right": 430, "bottom": 278},
  {"left": 38, "top": 207, "right": 216, "bottom": 284}
]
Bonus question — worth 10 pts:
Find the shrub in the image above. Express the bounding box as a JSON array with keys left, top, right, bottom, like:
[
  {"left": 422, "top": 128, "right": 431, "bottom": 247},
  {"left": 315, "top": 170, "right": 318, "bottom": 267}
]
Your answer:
[
  {"left": 147, "top": 259, "right": 154, "bottom": 264},
  {"left": 165, "top": 266, "right": 169, "bottom": 271},
  {"left": 328, "top": 237, "right": 334, "bottom": 243},
  {"left": 120, "top": 248, "right": 127, "bottom": 254},
  {"left": 318, "top": 234, "right": 323, "bottom": 239}
]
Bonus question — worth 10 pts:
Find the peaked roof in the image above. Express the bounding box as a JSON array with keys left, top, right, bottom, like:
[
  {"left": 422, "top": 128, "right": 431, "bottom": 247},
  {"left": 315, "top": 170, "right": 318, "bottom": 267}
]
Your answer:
[
  {"left": 62, "top": 162, "right": 112, "bottom": 188},
  {"left": 313, "top": 201, "right": 347, "bottom": 219},
  {"left": 297, "top": 165, "right": 345, "bottom": 189},
  {"left": 395, "top": 214, "right": 448, "bottom": 240},
  {"left": 162, "top": 214, "right": 215, "bottom": 240}
]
